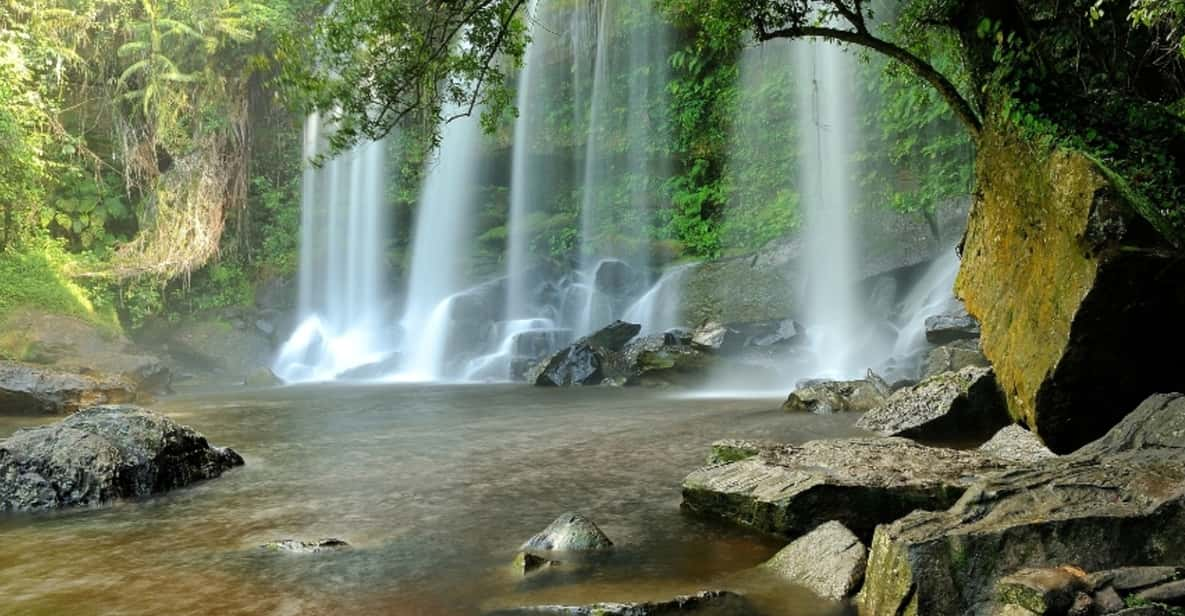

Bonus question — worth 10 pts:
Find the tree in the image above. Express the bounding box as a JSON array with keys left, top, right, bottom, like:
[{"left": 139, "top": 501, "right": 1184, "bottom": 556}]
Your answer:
[{"left": 279, "top": 0, "right": 531, "bottom": 154}]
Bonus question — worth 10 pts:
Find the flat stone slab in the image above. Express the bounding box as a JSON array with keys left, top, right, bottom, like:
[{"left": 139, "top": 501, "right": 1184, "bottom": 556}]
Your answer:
[{"left": 682, "top": 437, "right": 1004, "bottom": 539}]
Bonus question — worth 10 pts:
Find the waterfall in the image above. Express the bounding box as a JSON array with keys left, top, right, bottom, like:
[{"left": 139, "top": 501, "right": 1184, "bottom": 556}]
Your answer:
[
  {"left": 394, "top": 110, "right": 483, "bottom": 382},
  {"left": 797, "top": 41, "right": 862, "bottom": 379},
  {"left": 623, "top": 264, "right": 691, "bottom": 336},
  {"left": 273, "top": 114, "right": 392, "bottom": 383}
]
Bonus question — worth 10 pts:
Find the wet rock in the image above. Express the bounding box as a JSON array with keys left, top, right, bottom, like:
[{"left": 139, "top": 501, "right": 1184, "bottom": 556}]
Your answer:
[
  {"left": 924, "top": 306, "right": 981, "bottom": 345},
  {"left": 855, "top": 366, "right": 1009, "bottom": 443},
  {"left": 995, "top": 567, "right": 1090, "bottom": 615},
  {"left": 741, "top": 319, "right": 803, "bottom": 348},
  {"left": 682, "top": 437, "right": 1003, "bottom": 539},
  {"left": 923, "top": 338, "right": 990, "bottom": 379},
  {"left": 242, "top": 366, "right": 281, "bottom": 387},
  {"left": 978, "top": 425, "right": 1056, "bottom": 464},
  {"left": 782, "top": 377, "right": 887, "bottom": 414},
  {"left": 522, "top": 513, "right": 613, "bottom": 553},
  {"left": 485, "top": 590, "right": 754, "bottom": 616},
  {"left": 0, "top": 361, "right": 138, "bottom": 415},
  {"left": 261, "top": 538, "right": 350, "bottom": 554},
  {"left": 0, "top": 405, "right": 243, "bottom": 512},
  {"left": 760, "top": 521, "right": 867, "bottom": 600},
  {"left": 706, "top": 439, "right": 777, "bottom": 465},
  {"left": 690, "top": 322, "right": 736, "bottom": 352},
  {"left": 584, "top": 321, "right": 642, "bottom": 352},
  {"left": 144, "top": 316, "right": 273, "bottom": 377},
  {"left": 1068, "top": 592, "right": 1095, "bottom": 616},
  {"left": 956, "top": 126, "right": 1185, "bottom": 453},
  {"left": 1136, "top": 580, "right": 1185, "bottom": 607},
  {"left": 1087, "top": 567, "right": 1185, "bottom": 593}
]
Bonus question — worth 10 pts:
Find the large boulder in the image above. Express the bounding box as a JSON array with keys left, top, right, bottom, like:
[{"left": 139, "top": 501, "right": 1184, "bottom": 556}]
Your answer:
[
  {"left": 141, "top": 314, "right": 274, "bottom": 378},
  {"left": 534, "top": 322, "right": 641, "bottom": 387},
  {"left": 682, "top": 437, "right": 1004, "bottom": 540},
  {"left": 855, "top": 367, "right": 1010, "bottom": 443},
  {"left": 955, "top": 126, "right": 1185, "bottom": 453},
  {"left": 0, "top": 361, "right": 138, "bottom": 415},
  {"left": 856, "top": 393, "right": 1185, "bottom": 616},
  {"left": 593, "top": 259, "right": 640, "bottom": 297},
  {"left": 760, "top": 521, "right": 868, "bottom": 600},
  {"left": 0, "top": 405, "right": 243, "bottom": 512},
  {"left": 783, "top": 375, "right": 888, "bottom": 414}
]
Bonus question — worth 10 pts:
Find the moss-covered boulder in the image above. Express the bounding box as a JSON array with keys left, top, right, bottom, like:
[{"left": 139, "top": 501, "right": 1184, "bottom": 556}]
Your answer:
[{"left": 956, "top": 125, "right": 1185, "bottom": 453}]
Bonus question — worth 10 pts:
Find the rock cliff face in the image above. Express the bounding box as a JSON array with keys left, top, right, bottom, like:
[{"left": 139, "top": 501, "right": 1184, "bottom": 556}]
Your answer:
[{"left": 956, "top": 124, "right": 1185, "bottom": 453}]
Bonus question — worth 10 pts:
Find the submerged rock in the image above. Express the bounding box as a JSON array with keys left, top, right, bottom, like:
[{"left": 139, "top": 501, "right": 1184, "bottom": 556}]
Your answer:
[
  {"left": 760, "top": 521, "right": 867, "bottom": 600},
  {"left": 682, "top": 438, "right": 1003, "bottom": 539},
  {"left": 513, "top": 551, "right": 559, "bottom": 575},
  {"left": 0, "top": 361, "right": 138, "bottom": 415},
  {"left": 0, "top": 405, "right": 243, "bottom": 512},
  {"left": 855, "top": 366, "right": 1009, "bottom": 443},
  {"left": 484, "top": 590, "right": 754, "bottom": 616},
  {"left": 956, "top": 126, "right": 1185, "bottom": 453},
  {"left": 856, "top": 393, "right": 1185, "bottom": 616},
  {"left": 783, "top": 376, "right": 888, "bottom": 414},
  {"left": 522, "top": 512, "right": 613, "bottom": 553},
  {"left": 262, "top": 538, "right": 350, "bottom": 554}
]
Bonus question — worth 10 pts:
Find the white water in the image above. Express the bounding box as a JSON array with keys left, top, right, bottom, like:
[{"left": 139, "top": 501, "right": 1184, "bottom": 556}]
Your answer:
[
  {"left": 395, "top": 110, "right": 483, "bottom": 381},
  {"left": 623, "top": 264, "right": 692, "bottom": 335},
  {"left": 273, "top": 115, "right": 391, "bottom": 383},
  {"left": 797, "top": 40, "right": 862, "bottom": 379}
]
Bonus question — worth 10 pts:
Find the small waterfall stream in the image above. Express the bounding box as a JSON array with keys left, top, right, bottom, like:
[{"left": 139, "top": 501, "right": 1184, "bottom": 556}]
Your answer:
[{"left": 273, "top": 114, "right": 392, "bottom": 383}]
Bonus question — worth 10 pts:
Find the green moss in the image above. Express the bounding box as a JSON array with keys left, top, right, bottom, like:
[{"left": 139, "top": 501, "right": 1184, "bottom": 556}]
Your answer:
[{"left": 0, "top": 247, "right": 119, "bottom": 333}]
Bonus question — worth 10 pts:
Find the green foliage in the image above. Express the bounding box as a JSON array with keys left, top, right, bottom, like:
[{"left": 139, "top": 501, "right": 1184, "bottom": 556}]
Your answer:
[
  {"left": 0, "top": 240, "right": 119, "bottom": 329},
  {"left": 44, "top": 170, "right": 134, "bottom": 251}
]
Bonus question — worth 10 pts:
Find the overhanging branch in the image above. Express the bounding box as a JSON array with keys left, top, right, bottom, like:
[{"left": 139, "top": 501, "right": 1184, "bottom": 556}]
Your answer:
[{"left": 759, "top": 25, "right": 984, "bottom": 136}]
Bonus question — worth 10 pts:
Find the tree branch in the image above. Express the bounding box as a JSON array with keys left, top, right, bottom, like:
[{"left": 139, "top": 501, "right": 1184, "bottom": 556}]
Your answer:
[{"left": 759, "top": 25, "right": 983, "bottom": 136}]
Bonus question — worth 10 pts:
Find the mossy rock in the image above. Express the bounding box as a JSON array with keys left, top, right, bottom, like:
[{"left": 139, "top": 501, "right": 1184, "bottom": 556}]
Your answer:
[{"left": 956, "top": 121, "right": 1185, "bottom": 453}]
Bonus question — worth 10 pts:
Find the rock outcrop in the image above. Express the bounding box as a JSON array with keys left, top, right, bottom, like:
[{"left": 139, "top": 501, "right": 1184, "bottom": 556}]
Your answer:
[
  {"left": 0, "top": 361, "right": 138, "bottom": 415},
  {"left": 955, "top": 126, "right": 1185, "bottom": 453},
  {"left": 924, "top": 305, "right": 981, "bottom": 345},
  {"left": 855, "top": 366, "right": 1009, "bottom": 443},
  {"left": 856, "top": 394, "right": 1185, "bottom": 616},
  {"left": 0, "top": 405, "right": 243, "bottom": 512},
  {"left": 682, "top": 438, "right": 1004, "bottom": 539},
  {"left": 760, "top": 521, "right": 868, "bottom": 600}
]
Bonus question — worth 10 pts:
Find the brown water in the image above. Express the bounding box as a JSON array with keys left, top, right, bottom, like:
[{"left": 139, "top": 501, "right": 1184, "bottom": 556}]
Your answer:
[{"left": 0, "top": 384, "right": 862, "bottom": 615}]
